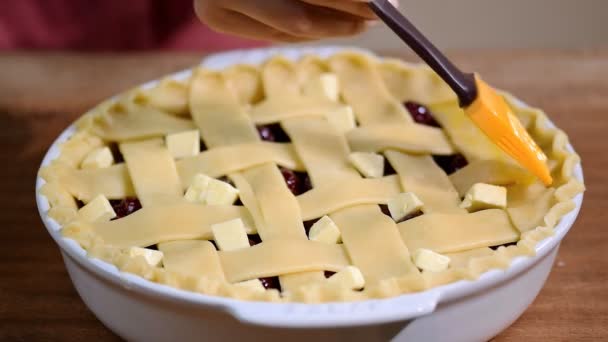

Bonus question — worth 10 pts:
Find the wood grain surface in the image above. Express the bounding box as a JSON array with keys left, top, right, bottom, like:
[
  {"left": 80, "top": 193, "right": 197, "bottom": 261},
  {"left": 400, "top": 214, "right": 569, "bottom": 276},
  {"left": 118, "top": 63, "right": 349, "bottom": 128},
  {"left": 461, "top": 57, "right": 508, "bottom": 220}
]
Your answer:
[{"left": 0, "top": 49, "right": 606, "bottom": 341}]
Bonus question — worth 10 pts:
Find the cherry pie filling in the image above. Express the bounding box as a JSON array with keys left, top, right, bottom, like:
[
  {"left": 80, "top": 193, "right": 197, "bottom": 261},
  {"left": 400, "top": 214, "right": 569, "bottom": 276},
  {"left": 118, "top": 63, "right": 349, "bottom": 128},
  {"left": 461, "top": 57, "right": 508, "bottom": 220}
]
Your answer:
[{"left": 110, "top": 198, "right": 142, "bottom": 219}]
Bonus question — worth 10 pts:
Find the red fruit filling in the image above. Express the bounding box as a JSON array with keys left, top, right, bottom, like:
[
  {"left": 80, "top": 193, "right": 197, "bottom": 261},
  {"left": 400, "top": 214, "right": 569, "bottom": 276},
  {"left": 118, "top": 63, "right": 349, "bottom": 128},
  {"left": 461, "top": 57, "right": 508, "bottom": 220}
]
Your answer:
[
  {"left": 259, "top": 277, "right": 281, "bottom": 291},
  {"left": 432, "top": 154, "right": 468, "bottom": 175},
  {"left": 247, "top": 234, "right": 263, "bottom": 246},
  {"left": 110, "top": 198, "right": 142, "bottom": 219},
  {"left": 76, "top": 200, "right": 85, "bottom": 209},
  {"left": 379, "top": 204, "right": 392, "bottom": 217},
  {"left": 280, "top": 167, "right": 312, "bottom": 196},
  {"left": 108, "top": 143, "right": 124, "bottom": 163},
  {"left": 383, "top": 158, "right": 397, "bottom": 176},
  {"left": 256, "top": 124, "right": 291, "bottom": 143},
  {"left": 303, "top": 218, "right": 321, "bottom": 235},
  {"left": 404, "top": 101, "right": 441, "bottom": 127},
  {"left": 490, "top": 242, "right": 517, "bottom": 250}
]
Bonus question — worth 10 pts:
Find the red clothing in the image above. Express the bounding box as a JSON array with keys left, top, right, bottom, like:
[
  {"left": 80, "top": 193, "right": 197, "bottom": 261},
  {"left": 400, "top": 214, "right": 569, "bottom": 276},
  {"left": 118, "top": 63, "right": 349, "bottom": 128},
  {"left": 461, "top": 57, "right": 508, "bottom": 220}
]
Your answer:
[{"left": 0, "top": 0, "right": 264, "bottom": 51}]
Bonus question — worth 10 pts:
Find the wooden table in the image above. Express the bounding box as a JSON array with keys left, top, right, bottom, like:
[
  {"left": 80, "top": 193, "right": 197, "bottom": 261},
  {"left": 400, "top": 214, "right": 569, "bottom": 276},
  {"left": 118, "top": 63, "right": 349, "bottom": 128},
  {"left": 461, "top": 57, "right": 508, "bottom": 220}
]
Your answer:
[{"left": 1, "top": 49, "right": 606, "bottom": 341}]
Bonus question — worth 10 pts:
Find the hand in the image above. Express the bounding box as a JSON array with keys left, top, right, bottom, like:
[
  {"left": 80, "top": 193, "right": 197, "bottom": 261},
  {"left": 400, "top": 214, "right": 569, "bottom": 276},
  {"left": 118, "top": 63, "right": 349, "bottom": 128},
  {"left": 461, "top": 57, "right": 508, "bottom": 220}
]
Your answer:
[{"left": 194, "top": 0, "right": 398, "bottom": 42}]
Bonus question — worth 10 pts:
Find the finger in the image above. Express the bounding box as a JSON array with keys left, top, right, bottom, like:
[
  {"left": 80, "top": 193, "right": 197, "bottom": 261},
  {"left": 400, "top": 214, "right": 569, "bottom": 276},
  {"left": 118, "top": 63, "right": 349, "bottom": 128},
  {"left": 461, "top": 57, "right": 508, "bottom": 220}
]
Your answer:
[
  {"left": 298, "top": 0, "right": 376, "bottom": 20},
  {"left": 223, "top": 0, "right": 366, "bottom": 39},
  {"left": 196, "top": 6, "right": 314, "bottom": 43}
]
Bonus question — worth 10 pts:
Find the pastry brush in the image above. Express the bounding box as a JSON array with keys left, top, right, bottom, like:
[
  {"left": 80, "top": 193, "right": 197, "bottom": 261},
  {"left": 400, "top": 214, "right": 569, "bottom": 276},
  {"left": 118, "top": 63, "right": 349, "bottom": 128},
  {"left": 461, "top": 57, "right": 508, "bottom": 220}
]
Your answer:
[{"left": 369, "top": 0, "right": 552, "bottom": 185}]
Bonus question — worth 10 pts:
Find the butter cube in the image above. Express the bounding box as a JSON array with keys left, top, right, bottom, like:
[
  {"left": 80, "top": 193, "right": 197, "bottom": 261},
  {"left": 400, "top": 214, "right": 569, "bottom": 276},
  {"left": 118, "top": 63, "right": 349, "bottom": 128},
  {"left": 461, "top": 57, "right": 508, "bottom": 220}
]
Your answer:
[
  {"left": 460, "top": 183, "right": 507, "bottom": 212},
  {"left": 129, "top": 247, "right": 164, "bottom": 267},
  {"left": 318, "top": 73, "right": 340, "bottom": 102},
  {"left": 387, "top": 192, "right": 424, "bottom": 221},
  {"left": 234, "top": 279, "right": 265, "bottom": 292},
  {"left": 184, "top": 187, "right": 202, "bottom": 203},
  {"left": 326, "top": 106, "right": 356, "bottom": 133},
  {"left": 205, "top": 180, "right": 240, "bottom": 206},
  {"left": 184, "top": 173, "right": 239, "bottom": 205},
  {"left": 81, "top": 147, "right": 114, "bottom": 169},
  {"left": 184, "top": 173, "right": 212, "bottom": 203},
  {"left": 349, "top": 152, "right": 384, "bottom": 178},
  {"left": 303, "top": 73, "right": 340, "bottom": 102},
  {"left": 413, "top": 248, "right": 450, "bottom": 272},
  {"left": 212, "top": 218, "right": 250, "bottom": 251},
  {"left": 308, "top": 216, "right": 341, "bottom": 244},
  {"left": 78, "top": 194, "right": 116, "bottom": 222},
  {"left": 166, "top": 130, "right": 200, "bottom": 159},
  {"left": 328, "top": 266, "right": 365, "bottom": 290}
]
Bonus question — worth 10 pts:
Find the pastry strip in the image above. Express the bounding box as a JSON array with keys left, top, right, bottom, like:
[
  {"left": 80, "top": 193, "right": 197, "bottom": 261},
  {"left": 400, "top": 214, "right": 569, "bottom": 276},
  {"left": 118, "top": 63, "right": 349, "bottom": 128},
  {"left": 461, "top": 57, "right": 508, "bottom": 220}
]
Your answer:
[
  {"left": 51, "top": 163, "right": 135, "bottom": 202},
  {"left": 398, "top": 209, "right": 519, "bottom": 253},
  {"left": 449, "top": 159, "right": 532, "bottom": 196},
  {"left": 250, "top": 98, "right": 344, "bottom": 124},
  {"left": 249, "top": 59, "right": 340, "bottom": 289},
  {"left": 229, "top": 172, "right": 267, "bottom": 237},
  {"left": 91, "top": 104, "right": 196, "bottom": 141},
  {"left": 280, "top": 113, "right": 359, "bottom": 289},
  {"left": 93, "top": 202, "right": 255, "bottom": 247},
  {"left": 377, "top": 60, "right": 455, "bottom": 104},
  {"left": 297, "top": 176, "right": 402, "bottom": 220},
  {"left": 282, "top": 117, "right": 360, "bottom": 187},
  {"left": 385, "top": 150, "right": 464, "bottom": 214},
  {"left": 227, "top": 172, "right": 324, "bottom": 299},
  {"left": 159, "top": 240, "right": 226, "bottom": 280},
  {"left": 189, "top": 69, "right": 260, "bottom": 147},
  {"left": 236, "top": 163, "right": 306, "bottom": 241},
  {"left": 444, "top": 247, "right": 494, "bottom": 269},
  {"left": 347, "top": 124, "right": 455, "bottom": 155},
  {"left": 176, "top": 142, "right": 305, "bottom": 187},
  {"left": 119, "top": 138, "right": 182, "bottom": 207},
  {"left": 331, "top": 205, "right": 419, "bottom": 285},
  {"left": 219, "top": 239, "right": 350, "bottom": 283},
  {"left": 328, "top": 52, "right": 413, "bottom": 125}
]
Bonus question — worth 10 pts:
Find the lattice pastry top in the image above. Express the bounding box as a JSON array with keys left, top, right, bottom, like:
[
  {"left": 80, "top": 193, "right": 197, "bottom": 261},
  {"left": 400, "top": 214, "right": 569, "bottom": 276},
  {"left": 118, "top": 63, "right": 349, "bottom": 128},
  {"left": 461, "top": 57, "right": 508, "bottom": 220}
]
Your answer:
[{"left": 39, "top": 52, "right": 584, "bottom": 303}]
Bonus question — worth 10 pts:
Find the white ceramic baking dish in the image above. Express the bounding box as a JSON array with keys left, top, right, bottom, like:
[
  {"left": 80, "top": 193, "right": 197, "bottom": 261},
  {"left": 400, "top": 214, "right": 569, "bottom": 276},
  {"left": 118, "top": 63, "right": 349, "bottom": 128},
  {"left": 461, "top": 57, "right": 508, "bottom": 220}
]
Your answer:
[{"left": 35, "top": 46, "right": 584, "bottom": 342}]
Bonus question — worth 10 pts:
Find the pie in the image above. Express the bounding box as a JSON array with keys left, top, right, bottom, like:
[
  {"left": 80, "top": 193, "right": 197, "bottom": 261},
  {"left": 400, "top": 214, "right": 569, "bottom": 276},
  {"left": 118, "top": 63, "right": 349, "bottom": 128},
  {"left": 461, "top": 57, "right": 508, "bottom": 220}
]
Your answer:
[{"left": 39, "top": 51, "right": 585, "bottom": 303}]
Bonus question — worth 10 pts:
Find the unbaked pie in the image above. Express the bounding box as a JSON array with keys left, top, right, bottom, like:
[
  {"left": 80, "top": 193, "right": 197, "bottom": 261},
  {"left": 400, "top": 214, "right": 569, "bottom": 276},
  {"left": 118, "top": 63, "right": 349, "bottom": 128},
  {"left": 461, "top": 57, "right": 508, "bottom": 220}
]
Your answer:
[{"left": 39, "top": 52, "right": 585, "bottom": 303}]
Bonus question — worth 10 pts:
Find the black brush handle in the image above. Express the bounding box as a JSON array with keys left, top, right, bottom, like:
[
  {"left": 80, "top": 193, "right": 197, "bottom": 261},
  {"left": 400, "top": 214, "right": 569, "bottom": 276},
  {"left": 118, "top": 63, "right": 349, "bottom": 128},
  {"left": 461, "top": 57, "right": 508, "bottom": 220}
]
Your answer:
[{"left": 369, "top": 0, "right": 477, "bottom": 107}]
